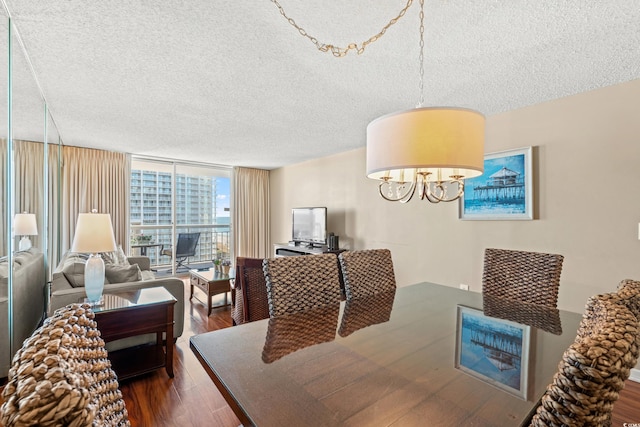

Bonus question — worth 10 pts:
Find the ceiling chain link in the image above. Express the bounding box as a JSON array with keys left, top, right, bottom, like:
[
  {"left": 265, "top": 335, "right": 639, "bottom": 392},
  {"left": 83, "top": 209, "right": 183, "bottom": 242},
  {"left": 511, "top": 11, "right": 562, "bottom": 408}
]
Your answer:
[{"left": 270, "top": 0, "right": 415, "bottom": 57}]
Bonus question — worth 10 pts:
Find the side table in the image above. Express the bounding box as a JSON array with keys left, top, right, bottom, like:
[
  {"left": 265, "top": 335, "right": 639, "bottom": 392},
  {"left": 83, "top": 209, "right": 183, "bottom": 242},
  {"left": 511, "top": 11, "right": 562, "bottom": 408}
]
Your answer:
[
  {"left": 189, "top": 269, "right": 231, "bottom": 316},
  {"left": 91, "top": 286, "right": 176, "bottom": 380}
]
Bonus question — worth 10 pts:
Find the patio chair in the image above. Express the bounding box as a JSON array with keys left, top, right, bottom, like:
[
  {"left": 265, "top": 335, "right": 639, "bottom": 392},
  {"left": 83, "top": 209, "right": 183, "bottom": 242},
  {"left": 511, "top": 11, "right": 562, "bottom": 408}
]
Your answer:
[{"left": 162, "top": 232, "right": 200, "bottom": 271}]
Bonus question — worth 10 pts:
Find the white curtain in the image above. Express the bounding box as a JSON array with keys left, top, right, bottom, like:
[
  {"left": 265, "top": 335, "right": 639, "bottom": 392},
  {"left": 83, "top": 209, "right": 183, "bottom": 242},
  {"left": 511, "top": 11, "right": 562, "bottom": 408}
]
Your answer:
[
  {"left": 61, "top": 146, "right": 130, "bottom": 253},
  {"left": 232, "top": 167, "right": 270, "bottom": 258}
]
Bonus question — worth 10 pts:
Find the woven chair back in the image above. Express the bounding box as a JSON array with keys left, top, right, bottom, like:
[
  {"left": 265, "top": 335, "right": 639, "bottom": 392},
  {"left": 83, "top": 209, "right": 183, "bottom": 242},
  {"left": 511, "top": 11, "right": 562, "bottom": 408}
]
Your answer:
[
  {"left": 338, "top": 249, "right": 396, "bottom": 300},
  {"left": 0, "top": 303, "right": 130, "bottom": 427},
  {"left": 529, "top": 296, "right": 639, "bottom": 426},
  {"left": 232, "top": 257, "right": 269, "bottom": 325},
  {"left": 263, "top": 253, "right": 342, "bottom": 317},
  {"left": 482, "top": 248, "right": 564, "bottom": 308}
]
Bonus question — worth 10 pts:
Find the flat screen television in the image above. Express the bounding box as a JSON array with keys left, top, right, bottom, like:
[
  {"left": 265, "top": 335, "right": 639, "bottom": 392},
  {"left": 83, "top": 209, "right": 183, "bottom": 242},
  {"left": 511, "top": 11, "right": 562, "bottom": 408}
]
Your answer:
[{"left": 292, "top": 207, "right": 327, "bottom": 246}]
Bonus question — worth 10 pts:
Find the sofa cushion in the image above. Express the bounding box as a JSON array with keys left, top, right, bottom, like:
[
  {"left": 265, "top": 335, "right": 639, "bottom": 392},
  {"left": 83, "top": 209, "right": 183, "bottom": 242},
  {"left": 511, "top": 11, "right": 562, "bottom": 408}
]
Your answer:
[{"left": 105, "top": 263, "right": 141, "bottom": 284}]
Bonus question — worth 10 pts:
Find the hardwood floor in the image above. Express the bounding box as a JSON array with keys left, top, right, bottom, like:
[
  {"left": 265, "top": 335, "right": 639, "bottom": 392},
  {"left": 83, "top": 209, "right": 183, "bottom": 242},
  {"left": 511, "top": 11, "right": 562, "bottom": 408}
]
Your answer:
[{"left": 2, "top": 280, "right": 640, "bottom": 426}]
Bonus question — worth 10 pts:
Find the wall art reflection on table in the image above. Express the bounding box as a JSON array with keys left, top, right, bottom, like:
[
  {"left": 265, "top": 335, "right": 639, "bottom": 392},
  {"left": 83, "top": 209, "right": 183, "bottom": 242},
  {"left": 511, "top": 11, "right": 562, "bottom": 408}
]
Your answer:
[
  {"left": 459, "top": 146, "right": 533, "bottom": 220},
  {"left": 455, "top": 305, "right": 530, "bottom": 399}
]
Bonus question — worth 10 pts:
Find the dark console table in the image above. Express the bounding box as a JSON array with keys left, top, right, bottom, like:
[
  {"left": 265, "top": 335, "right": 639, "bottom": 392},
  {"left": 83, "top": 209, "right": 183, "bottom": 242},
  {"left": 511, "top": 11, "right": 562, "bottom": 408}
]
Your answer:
[{"left": 273, "top": 243, "right": 345, "bottom": 257}]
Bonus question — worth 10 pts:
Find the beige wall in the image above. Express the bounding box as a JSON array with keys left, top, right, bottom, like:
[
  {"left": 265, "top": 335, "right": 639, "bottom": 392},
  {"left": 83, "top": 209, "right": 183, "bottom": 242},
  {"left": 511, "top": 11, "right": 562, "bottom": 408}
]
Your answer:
[{"left": 270, "top": 79, "right": 640, "bottom": 316}]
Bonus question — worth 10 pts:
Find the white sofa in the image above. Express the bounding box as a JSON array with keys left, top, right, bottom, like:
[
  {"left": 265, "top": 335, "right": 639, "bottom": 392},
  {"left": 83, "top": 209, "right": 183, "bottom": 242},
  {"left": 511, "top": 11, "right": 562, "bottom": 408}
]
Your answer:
[{"left": 0, "top": 249, "right": 46, "bottom": 378}]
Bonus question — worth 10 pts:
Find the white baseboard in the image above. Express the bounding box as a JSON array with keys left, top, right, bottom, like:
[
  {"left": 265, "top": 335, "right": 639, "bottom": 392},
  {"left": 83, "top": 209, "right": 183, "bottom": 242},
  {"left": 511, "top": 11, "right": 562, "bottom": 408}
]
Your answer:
[{"left": 630, "top": 368, "right": 640, "bottom": 383}]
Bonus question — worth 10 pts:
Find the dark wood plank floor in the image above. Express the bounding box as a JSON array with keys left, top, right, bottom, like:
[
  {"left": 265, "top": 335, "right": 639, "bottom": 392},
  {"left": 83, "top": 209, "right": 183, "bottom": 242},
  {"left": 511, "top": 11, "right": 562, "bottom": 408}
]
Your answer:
[{"left": 2, "top": 280, "right": 640, "bottom": 426}]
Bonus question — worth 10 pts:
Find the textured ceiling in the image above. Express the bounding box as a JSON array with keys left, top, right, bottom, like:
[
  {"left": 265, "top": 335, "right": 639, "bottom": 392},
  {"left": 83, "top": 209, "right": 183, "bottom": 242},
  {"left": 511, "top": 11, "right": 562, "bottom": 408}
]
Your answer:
[{"left": 4, "top": 1, "right": 640, "bottom": 169}]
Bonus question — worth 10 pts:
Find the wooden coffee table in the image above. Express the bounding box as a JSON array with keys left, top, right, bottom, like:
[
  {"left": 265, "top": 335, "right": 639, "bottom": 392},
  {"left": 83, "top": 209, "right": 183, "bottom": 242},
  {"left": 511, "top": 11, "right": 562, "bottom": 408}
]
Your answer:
[
  {"left": 91, "top": 286, "right": 176, "bottom": 380},
  {"left": 189, "top": 269, "right": 231, "bottom": 315}
]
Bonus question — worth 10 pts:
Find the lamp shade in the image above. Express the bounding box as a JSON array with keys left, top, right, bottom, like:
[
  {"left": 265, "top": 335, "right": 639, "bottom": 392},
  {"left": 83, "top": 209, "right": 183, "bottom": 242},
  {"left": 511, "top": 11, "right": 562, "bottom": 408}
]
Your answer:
[
  {"left": 366, "top": 107, "right": 485, "bottom": 182},
  {"left": 13, "top": 213, "right": 38, "bottom": 236},
  {"left": 71, "top": 212, "right": 118, "bottom": 253}
]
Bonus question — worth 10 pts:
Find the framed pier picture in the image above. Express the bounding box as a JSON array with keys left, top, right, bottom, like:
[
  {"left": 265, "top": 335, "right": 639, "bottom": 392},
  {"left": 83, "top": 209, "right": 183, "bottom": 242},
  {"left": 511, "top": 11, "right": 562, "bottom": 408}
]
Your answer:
[
  {"left": 459, "top": 146, "right": 533, "bottom": 220},
  {"left": 455, "top": 305, "right": 531, "bottom": 399}
]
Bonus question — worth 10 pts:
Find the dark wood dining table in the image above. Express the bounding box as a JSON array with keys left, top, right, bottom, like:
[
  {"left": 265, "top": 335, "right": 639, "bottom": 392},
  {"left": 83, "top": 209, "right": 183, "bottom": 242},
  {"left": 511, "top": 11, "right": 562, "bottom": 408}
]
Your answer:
[{"left": 190, "top": 282, "right": 582, "bottom": 427}]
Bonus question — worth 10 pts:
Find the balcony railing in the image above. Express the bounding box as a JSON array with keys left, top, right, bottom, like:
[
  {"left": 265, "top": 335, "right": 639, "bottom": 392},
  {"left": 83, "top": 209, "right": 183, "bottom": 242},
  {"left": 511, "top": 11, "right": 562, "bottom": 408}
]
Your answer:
[{"left": 129, "top": 224, "right": 231, "bottom": 268}]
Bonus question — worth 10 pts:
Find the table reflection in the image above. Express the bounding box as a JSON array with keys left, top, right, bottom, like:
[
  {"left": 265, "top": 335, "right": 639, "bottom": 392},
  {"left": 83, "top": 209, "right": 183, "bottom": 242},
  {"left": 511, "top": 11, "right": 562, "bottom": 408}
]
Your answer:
[
  {"left": 262, "top": 304, "right": 340, "bottom": 363},
  {"left": 482, "top": 294, "right": 562, "bottom": 335},
  {"left": 338, "top": 289, "right": 395, "bottom": 337}
]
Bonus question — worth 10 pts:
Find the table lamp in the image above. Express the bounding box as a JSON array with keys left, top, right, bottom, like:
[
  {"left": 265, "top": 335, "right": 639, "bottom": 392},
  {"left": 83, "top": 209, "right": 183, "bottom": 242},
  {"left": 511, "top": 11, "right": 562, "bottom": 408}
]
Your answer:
[
  {"left": 13, "top": 212, "right": 38, "bottom": 251},
  {"left": 71, "top": 210, "right": 117, "bottom": 305}
]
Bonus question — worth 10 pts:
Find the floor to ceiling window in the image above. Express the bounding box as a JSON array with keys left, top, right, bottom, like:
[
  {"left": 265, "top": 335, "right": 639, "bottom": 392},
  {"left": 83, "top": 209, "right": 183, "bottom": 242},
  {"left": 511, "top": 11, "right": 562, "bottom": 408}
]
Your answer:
[{"left": 129, "top": 158, "right": 231, "bottom": 272}]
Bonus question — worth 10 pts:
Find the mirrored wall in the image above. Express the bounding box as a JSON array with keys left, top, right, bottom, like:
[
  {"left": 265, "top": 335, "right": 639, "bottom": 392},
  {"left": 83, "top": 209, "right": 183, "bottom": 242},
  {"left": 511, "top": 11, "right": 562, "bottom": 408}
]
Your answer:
[{"left": 1, "top": 9, "right": 63, "bottom": 377}]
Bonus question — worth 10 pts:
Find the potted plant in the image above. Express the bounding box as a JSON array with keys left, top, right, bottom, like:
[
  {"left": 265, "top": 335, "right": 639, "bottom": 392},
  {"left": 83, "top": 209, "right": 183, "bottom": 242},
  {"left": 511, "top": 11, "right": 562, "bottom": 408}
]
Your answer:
[{"left": 221, "top": 260, "right": 231, "bottom": 275}]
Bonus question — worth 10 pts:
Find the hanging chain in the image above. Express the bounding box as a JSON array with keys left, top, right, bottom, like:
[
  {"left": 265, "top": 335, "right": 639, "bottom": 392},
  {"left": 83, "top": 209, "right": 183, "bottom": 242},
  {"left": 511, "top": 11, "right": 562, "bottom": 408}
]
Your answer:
[
  {"left": 270, "top": 0, "right": 415, "bottom": 57},
  {"left": 417, "top": 0, "right": 425, "bottom": 107}
]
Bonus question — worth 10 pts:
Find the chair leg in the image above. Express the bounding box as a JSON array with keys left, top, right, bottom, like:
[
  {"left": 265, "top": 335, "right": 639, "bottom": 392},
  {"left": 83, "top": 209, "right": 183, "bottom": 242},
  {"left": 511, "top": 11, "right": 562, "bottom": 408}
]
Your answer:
[{"left": 175, "top": 256, "right": 191, "bottom": 272}]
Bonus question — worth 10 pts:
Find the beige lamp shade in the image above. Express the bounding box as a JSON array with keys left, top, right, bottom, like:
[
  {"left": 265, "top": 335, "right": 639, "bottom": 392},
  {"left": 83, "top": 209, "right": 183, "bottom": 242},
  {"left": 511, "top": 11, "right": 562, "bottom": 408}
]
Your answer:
[
  {"left": 366, "top": 107, "right": 485, "bottom": 182},
  {"left": 71, "top": 212, "right": 118, "bottom": 253},
  {"left": 13, "top": 213, "right": 38, "bottom": 236}
]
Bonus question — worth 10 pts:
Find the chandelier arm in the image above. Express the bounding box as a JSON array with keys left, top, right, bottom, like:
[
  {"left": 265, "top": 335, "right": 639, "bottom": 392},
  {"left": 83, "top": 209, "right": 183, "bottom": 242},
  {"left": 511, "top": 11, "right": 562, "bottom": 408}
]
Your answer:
[
  {"left": 270, "top": 0, "right": 415, "bottom": 57},
  {"left": 378, "top": 178, "right": 417, "bottom": 203},
  {"left": 421, "top": 179, "right": 465, "bottom": 203}
]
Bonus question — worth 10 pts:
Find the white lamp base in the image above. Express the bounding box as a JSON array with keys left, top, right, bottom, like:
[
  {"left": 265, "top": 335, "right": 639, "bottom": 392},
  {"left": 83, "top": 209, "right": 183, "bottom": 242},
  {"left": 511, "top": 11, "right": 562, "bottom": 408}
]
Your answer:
[
  {"left": 85, "top": 253, "right": 105, "bottom": 306},
  {"left": 18, "top": 236, "right": 32, "bottom": 251}
]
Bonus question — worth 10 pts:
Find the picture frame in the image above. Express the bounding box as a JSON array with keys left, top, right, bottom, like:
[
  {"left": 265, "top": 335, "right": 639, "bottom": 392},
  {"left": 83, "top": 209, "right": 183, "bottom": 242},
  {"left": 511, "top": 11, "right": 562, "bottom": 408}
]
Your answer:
[
  {"left": 459, "top": 146, "right": 533, "bottom": 220},
  {"left": 454, "top": 305, "right": 531, "bottom": 399}
]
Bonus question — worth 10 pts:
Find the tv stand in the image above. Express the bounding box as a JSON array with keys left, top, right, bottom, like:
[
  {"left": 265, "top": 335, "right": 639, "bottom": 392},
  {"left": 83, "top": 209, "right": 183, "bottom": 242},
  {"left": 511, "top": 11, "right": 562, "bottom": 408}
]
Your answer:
[{"left": 273, "top": 243, "right": 327, "bottom": 257}]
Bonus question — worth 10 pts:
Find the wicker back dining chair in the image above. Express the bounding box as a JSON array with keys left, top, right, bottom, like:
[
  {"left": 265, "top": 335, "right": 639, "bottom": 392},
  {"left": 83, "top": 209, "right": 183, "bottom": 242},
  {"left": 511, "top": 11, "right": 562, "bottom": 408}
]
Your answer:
[
  {"left": 528, "top": 296, "right": 639, "bottom": 427},
  {"left": 482, "top": 248, "right": 564, "bottom": 308},
  {"left": 338, "top": 249, "right": 396, "bottom": 300},
  {"left": 576, "top": 279, "right": 640, "bottom": 339},
  {"left": 262, "top": 253, "right": 342, "bottom": 317},
  {"left": 617, "top": 278, "right": 640, "bottom": 318},
  {"left": 231, "top": 257, "right": 270, "bottom": 325},
  {"left": 0, "top": 303, "right": 130, "bottom": 427}
]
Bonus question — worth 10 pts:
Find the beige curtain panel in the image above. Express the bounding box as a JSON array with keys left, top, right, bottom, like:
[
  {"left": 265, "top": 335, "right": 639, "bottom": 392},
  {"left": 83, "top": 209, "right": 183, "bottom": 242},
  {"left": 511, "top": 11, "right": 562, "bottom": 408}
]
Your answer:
[
  {"left": 14, "top": 141, "right": 45, "bottom": 252},
  {"left": 0, "top": 139, "right": 7, "bottom": 258},
  {"left": 232, "top": 167, "right": 270, "bottom": 259},
  {"left": 48, "top": 143, "right": 62, "bottom": 268},
  {"left": 61, "top": 146, "right": 130, "bottom": 253}
]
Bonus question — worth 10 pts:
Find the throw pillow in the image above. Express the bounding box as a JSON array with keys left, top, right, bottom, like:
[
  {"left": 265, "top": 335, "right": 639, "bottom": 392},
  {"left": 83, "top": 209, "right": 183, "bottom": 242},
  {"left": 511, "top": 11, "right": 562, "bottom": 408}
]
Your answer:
[
  {"left": 102, "top": 245, "right": 129, "bottom": 266},
  {"left": 104, "top": 263, "right": 141, "bottom": 284},
  {"left": 60, "top": 257, "right": 87, "bottom": 288}
]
